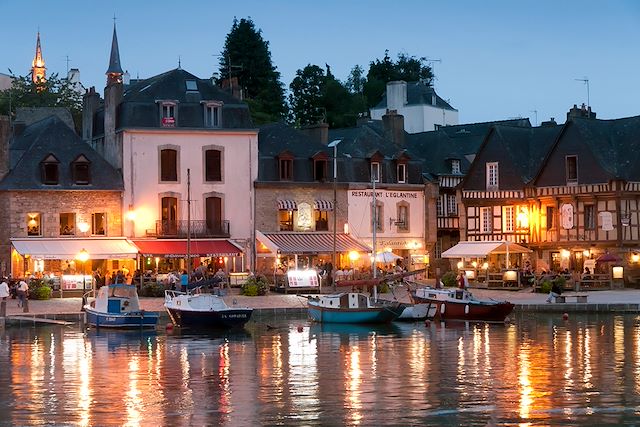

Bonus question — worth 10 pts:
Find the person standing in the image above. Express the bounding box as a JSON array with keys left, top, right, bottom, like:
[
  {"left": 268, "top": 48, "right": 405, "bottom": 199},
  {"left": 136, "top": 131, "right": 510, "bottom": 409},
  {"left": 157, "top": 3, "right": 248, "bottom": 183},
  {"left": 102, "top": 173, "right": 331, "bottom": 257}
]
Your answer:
[
  {"left": 0, "top": 278, "right": 9, "bottom": 317},
  {"left": 180, "top": 270, "right": 189, "bottom": 293},
  {"left": 17, "top": 279, "right": 28, "bottom": 308}
]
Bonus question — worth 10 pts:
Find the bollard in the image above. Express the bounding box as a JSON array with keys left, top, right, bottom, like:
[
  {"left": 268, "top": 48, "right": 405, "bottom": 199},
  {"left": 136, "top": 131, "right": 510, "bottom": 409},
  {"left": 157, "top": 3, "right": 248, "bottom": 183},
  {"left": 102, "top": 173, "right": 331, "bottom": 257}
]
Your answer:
[
  {"left": 0, "top": 299, "right": 6, "bottom": 317},
  {"left": 23, "top": 298, "right": 29, "bottom": 313}
]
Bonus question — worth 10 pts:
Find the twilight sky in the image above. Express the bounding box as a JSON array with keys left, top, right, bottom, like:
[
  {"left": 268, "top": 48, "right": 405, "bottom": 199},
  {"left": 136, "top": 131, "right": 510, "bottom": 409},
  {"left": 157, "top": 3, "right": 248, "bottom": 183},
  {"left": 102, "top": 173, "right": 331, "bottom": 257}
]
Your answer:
[{"left": 2, "top": 0, "right": 639, "bottom": 125}]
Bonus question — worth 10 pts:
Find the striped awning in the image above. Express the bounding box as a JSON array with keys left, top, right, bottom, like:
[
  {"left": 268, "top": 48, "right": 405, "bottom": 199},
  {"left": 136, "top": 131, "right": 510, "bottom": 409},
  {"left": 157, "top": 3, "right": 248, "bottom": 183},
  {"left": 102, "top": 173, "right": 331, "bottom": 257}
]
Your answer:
[
  {"left": 258, "top": 231, "right": 370, "bottom": 255},
  {"left": 314, "top": 199, "right": 333, "bottom": 211},
  {"left": 277, "top": 199, "right": 297, "bottom": 210}
]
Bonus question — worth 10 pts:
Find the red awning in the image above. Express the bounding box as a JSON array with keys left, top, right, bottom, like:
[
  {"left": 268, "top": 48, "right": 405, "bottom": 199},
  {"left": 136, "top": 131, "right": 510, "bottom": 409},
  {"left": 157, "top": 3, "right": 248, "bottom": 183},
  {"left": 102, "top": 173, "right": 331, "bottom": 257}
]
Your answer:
[{"left": 132, "top": 239, "right": 242, "bottom": 258}]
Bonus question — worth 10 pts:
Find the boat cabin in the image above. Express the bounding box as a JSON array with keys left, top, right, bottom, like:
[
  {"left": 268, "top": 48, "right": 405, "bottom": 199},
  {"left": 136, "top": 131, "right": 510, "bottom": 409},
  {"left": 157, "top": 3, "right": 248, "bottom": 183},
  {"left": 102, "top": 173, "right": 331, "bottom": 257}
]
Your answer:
[
  {"left": 94, "top": 284, "right": 141, "bottom": 314},
  {"left": 316, "top": 293, "right": 370, "bottom": 309}
]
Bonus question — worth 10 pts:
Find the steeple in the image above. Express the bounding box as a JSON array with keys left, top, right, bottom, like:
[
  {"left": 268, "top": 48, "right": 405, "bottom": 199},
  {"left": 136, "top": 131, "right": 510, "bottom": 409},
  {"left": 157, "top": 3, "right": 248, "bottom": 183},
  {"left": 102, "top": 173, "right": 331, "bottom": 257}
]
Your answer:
[
  {"left": 106, "top": 23, "right": 123, "bottom": 85},
  {"left": 31, "top": 31, "right": 46, "bottom": 84}
]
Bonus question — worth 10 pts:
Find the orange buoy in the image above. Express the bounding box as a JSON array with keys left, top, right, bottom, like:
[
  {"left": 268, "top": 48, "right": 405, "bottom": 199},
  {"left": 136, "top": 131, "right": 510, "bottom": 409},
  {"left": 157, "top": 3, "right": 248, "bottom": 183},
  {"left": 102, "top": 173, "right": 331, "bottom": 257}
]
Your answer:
[
  {"left": 563, "top": 313, "right": 569, "bottom": 320},
  {"left": 166, "top": 323, "right": 174, "bottom": 330}
]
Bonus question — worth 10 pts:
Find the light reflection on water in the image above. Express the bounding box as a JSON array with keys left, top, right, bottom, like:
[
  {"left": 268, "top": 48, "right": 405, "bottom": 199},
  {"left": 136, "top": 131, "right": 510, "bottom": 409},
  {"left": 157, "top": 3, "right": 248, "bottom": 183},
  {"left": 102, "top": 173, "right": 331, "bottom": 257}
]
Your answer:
[{"left": 2, "top": 313, "right": 640, "bottom": 425}]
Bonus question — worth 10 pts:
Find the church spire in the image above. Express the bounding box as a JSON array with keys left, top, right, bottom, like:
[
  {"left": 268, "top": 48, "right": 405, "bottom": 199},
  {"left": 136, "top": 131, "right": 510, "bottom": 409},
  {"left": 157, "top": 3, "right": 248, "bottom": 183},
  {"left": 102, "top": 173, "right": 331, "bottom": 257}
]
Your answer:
[
  {"left": 31, "top": 31, "right": 46, "bottom": 84},
  {"left": 106, "top": 23, "right": 123, "bottom": 85}
]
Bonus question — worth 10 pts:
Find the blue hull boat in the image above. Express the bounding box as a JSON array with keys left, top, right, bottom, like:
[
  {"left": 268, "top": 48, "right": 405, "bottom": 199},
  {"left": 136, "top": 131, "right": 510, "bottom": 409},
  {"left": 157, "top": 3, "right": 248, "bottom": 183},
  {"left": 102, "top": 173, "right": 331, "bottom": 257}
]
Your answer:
[
  {"left": 84, "top": 283, "right": 159, "bottom": 329},
  {"left": 307, "top": 293, "right": 404, "bottom": 324}
]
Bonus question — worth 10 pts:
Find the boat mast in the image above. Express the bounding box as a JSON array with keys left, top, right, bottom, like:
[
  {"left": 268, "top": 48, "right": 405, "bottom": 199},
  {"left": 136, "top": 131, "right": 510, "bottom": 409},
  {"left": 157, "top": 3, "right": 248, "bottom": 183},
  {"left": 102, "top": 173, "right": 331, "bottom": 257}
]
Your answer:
[
  {"left": 187, "top": 168, "right": 192, "bottom": 280},
  {"left": 372, "top": 175, "right": 378, "bottom": 301}
]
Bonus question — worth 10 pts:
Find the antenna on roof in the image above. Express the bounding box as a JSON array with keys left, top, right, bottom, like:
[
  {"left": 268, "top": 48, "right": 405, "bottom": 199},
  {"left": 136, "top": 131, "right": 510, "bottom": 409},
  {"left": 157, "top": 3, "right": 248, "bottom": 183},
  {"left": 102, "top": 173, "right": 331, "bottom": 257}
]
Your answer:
[
  {"left": 178, "top": 55, "right": 181, "bottom": 69},
  {"left": 424, "top": 58, "right": 441, "bottom": 86},
  {"left": 64, "top": 55, "right": 70, "bottom": 75},
  {"left": 529, "top": 110, "right": 538, "bottom": 126},
  {"left": 574, "top": 77, "right": 590, "bottom": 107}
]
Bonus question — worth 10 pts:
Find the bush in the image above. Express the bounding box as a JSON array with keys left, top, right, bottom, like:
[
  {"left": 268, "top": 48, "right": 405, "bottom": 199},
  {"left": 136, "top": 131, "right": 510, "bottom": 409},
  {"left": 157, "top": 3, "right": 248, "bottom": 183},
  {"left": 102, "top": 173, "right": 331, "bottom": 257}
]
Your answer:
[
  {"left": 28, "top": 279, "right": 52, "bottom": 300},
  {"left": 241, "top": 275, "right": 268, "bottom": 296},
  {"left": 540, "top": 280, "right": 552, "bottom": 294},
  {"left": 553, "top": 275, "right": 567, "bottom": 289},
  {"left": 441, "top": 271, "right": 457, "bottom": 287},
  {"left": 140, "top": 282, "right": 165, "bottom": 297}
]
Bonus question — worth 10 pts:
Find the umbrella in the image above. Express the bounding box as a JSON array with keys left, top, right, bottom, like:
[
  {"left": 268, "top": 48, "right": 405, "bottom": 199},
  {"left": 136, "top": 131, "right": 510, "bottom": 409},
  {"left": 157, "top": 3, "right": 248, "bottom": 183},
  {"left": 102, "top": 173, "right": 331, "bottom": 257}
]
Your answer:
[
  {"left": 596, "top": 253, "right": 621, "bottom": 263},
  {"left": 375, "top": 251, "right": 403, "bottom": 263}
]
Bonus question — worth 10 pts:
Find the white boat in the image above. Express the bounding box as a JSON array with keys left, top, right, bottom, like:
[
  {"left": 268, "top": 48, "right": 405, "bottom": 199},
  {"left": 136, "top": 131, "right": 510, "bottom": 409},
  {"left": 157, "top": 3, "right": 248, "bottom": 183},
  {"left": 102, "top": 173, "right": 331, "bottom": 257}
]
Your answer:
[
  {"left": 396, "top": 303, "right": 437, "bottom": 321},
  {"left": 164, "top": 288, "right": 253, "bottom": 329},
  {"left": 84, "top": 283, "right": 159, "bottom": 328}
]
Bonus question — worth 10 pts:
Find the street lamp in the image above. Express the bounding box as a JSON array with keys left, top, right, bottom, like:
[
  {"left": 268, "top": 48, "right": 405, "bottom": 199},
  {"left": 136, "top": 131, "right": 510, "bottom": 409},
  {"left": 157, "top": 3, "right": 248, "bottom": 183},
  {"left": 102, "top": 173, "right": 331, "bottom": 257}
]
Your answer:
[
  {"left": 76, "top": 248, "right": 89, "bottom": 311},
  {"left": 328, "top": 139, "right": 341, "bottom": 279}
]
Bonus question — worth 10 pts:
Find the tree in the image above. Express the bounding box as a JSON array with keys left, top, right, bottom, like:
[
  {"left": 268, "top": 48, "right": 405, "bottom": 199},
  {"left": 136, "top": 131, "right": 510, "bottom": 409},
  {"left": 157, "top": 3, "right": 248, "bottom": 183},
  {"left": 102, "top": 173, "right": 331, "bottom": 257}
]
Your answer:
[
  {"left": 363, "top": 50, "right": 434, "bottom": 108},
  {"left": 0, "top": 73, "right": 83, "bottom": 132},
  {"left": 218, "top": 18, "right": 287, "bottom": 124}
]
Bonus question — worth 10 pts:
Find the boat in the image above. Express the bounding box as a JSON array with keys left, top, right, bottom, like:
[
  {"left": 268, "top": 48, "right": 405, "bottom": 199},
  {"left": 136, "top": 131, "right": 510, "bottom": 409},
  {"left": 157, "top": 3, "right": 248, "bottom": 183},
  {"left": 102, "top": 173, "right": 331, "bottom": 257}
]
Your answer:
[
  {"left": 411, "top": 287, "right": 514, "bottom": 322},
  {"left": 164, "top": 287, "right": 253, "bottom": 329},
  {"left": 84, "top": 283, "right": 159, "bottom": 328},
  {"left": 307, "top": 292, "right": 405, "bottom": 324},
  {"left": 396, "top": 302, "right": 437, "bottom": 321}
]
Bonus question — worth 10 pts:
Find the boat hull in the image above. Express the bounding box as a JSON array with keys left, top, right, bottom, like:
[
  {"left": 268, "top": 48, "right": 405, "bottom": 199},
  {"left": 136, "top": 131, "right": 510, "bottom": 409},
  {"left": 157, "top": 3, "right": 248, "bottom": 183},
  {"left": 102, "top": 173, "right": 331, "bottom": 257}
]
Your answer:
[
  {"left": 307, "top": 303, "right": 404, "bottom": 324},
  {"left": 411, "top": 294, "right": 514, "bottom": 322},
  {"left": 166, "top": 307, "right": 253, "bottom": 329},
  {"left": 85, "top": 307, "right": 159, "bottom": 329}
]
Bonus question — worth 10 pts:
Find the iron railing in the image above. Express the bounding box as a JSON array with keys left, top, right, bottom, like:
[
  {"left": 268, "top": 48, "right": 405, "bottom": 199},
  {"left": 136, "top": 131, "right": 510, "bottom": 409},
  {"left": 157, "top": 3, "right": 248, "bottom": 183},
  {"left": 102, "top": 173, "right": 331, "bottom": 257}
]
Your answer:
[{"left": 152, "top": 220, "right": 230, "bottom": 238}]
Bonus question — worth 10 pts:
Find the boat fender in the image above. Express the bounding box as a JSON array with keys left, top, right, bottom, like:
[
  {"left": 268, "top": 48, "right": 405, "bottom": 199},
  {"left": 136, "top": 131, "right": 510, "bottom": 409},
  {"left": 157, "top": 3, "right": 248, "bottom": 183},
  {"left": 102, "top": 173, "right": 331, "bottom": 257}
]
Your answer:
[
  {"left": 465, "top": 305, "right": 469, "bottom": 315},
  {"left": 440, "top": 304, "right": 445, "bottom": 314}
]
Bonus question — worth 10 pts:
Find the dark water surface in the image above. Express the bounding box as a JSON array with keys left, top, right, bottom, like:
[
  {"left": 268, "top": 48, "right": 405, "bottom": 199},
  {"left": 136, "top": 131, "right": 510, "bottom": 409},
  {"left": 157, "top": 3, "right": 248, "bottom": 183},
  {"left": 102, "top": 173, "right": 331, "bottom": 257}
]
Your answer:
[{"left": 2, "top": 313, "right": 640, "bottom": 426}]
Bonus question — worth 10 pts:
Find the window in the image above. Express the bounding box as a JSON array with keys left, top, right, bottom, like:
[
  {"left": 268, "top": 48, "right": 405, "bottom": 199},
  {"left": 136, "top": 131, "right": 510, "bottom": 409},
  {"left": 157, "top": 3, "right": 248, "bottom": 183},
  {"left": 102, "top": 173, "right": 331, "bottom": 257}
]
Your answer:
[
  {"left": 315, "top": 210, "right": 328, "bottom": 231},
  {"left": 205, "top": 149, "right": 222, "bottom": 181},
  {"left": 279, "top": 210, "right": 293, "bottom": 231},
  {"left": 160, "top": 101, "right": 176, "bottom": 127},
  {"left": 371, "top": 162, "right": 381, "bottom": 182},
  {"left": 204, "top": 102, "right": 222, "bottom": 128},
  {"left": 584, "top": 204, "right": 595, "bottom": 229},
  {"left": 486, "top": 162, "right": 499, "bottom": 190},
  {"left": 397, "top": 204, "right": 409, "bottom": 232},
  {"left": 446, "top": 194, "right": 457, "bottom": 216},
  {"left": 451, "top": 159, "right": 461, "bottom": 175},
  {"left": 41, "top": 155, "right": 59, "bottom": 185},
  {"left": 481, "top": 207, "right": 493, "bottom": 233},
  {"left": 206, "top": 196, "right": 223, "bottom": 234},
  {"left": 546, "top": 206, "right": 555, "bottom": 229},
  {"left": 566, "top": 155, "right": 578, "bottom": 185},
  {"left": 161, "top": 197, "right": 178, "bottom": 234},
  {"left": 397, "top": 163, "right": 407, "bottom": 183},
  {"left": 72, "top": 155, "right": 90, "bottom": 185},
  {"left": 314, "top": 159, "right": 327, "bottom": 182},
  {"left": 185, "top": 80, "right": 198, "bottom": 91},
  {"left": 27, "top": 213, "right": 42, "bottom": 236},
  {"left": 279, "top": 158, "right": 293, "bottom": 181},
  {"left": 372, "top": 202, "right": 383, "bottom": 232},
  {"left": 437, "top": 196, "right": 444, "bottom": 217},
  {"left": 60, "top": 213, "right": 76, "bottom": 236},
  {"left": 160, "top": 149, "right": 178, "bottom": 182},
  {"left": 92, "top": 213, "right": 106, "bottom": 235},
  {"left": 502, "top": 206, "right": 514, "bottom": 232}
]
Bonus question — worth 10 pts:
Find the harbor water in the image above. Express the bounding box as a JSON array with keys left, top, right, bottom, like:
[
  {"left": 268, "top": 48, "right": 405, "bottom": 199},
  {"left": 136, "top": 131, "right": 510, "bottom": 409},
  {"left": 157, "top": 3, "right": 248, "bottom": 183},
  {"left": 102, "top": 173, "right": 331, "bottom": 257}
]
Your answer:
[{"left": 2, "top": 312, "right": 640, "bottom": 425}]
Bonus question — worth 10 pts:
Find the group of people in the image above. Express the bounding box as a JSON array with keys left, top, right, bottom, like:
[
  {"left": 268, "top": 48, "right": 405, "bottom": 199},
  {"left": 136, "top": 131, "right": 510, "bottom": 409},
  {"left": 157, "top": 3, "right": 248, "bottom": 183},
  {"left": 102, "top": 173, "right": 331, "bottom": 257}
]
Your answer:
[{"left": 0, "top": 277, "right": 29, "bottom": 308}]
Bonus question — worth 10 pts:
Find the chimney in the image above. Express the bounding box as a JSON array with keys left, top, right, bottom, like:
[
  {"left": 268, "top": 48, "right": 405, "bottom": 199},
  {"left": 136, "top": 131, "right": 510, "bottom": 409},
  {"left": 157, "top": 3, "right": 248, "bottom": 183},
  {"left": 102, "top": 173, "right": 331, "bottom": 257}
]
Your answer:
[
  {"left": 0, "top": 116, "right": 10, "bottom": 180},
  {"left": 82, "top": 86, "right": 100, "bottom": 141},
  {"left": 382, "top": 109, "right": 405, "bottom": 147},
  {"left": 540, "top": 117, "right": 557, "bottom": 127},
  {"left": 123, "top": 70, "right": 130, "bottom": 85},
  {"left": 300, "top": 123, "right": 329, "bottom": 145},
  {"left": 222, "top": 77, "right": 242, "bottom": 100},
  {"left": 567, "top": 104, "right": 596, "bottom": 120},
  {"left": 432, "top": 94, "right": 437, "bottom": 106},
  {"left": 386, "top": 81, "right": 407, "bottom": 110}
]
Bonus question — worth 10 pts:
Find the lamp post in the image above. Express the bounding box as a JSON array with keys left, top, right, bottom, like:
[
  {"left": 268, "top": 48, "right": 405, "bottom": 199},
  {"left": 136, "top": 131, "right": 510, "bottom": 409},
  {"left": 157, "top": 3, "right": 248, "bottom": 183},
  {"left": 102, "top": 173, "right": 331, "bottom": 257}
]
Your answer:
[
  {"left": 328, "top": 139, "right": 341, "bottom": 284},
  {"left": 76, "top": 248, "right": 89, "bottom": 311}
]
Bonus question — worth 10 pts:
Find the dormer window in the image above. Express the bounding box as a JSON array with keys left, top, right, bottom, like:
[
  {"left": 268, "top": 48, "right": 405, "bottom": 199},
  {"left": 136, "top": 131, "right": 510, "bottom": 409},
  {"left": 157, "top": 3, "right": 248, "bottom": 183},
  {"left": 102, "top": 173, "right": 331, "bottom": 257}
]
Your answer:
[
  {"left": 279, "top": 152, "right": 294, "bottom": 181},
  {"left": 371, "top": 162, "right": 380, "bottom": 182},
  {"left": 397, "top": 163, "right": 406, "bottom": 183},
  {"left": 41, "top": 154, "right": 59, "bottom": 185},
  {"left": 185, "top": 80, "right": 198, "bottom": 92},
  {"left": 451, "top": 159, "right": 461, "bottom": 175},
  {"left": 158, "top": 100, "right": 177, "bottom": 127},
  {"left": 72, "top": 155, "right": 91, "bottom": 185},
  {"left": 566, "top": 155, "right": 578, "bottom": 185},
  {"left": 203, "top": 101, "right": 223, "bottom": 128},
  {"left": 486, "top": 162, "right": 498, "bottom": 191},
  {"left": 312, "top": 152, "right": 329, "bottom": 182}
]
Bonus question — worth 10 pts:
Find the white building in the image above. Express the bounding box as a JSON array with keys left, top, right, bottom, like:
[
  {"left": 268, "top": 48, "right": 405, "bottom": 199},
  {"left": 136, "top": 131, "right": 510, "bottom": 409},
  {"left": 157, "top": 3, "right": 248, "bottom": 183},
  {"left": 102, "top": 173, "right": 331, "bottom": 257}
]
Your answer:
[{"left": 370, "top": 81, "right": 458, "bottom": 133}]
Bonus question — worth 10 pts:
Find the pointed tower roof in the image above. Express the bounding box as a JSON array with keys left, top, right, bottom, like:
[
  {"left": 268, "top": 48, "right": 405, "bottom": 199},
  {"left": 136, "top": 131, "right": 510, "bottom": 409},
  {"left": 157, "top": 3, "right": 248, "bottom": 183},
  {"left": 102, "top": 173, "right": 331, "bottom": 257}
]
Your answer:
[
  {"left": 106, "top": 24, "right": 123, "bottom": 76},
  {"left": 31, "top": 31, "right": 46, "bottom": 83}
]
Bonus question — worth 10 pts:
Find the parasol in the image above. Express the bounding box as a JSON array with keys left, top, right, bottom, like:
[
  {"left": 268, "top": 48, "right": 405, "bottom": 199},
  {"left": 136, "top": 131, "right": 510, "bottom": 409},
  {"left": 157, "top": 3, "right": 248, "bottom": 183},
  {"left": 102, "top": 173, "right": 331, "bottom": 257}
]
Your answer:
[{"left": 375, "top": 251, "right": 403, "bottom": 263}]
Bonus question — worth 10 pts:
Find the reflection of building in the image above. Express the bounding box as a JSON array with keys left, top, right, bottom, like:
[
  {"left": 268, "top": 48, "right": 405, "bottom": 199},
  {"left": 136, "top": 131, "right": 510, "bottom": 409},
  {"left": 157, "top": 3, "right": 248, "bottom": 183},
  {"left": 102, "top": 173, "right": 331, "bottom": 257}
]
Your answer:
[{"left": 83, "top": 24, "right": 257, "bottom": 273}]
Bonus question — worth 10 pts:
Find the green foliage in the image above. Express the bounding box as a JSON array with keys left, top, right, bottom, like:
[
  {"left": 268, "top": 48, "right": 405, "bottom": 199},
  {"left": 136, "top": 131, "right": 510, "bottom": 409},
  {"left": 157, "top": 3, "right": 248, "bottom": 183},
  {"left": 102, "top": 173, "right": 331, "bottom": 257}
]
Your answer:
[
  {"left": 0, "top": 73, "right": 83, "bottom": 132},
  {"left": 218, "top": 17, "right": 287, "bottom": 124},
  {"left": 241, "top": 275, "right": 268, "bottom": 296},
  {"left": 540, "top": 280, "right": 552, "bottom": 294},
  {"left": 441, "top": 271, "right": 457, "bottom": 287},
  {"left": 553, "top": 275, "right": 567, "bottom": 289},
  {"left": 28, "top": 279, "right": 52, "bottom": 300},
  {"left": 140, "top": 282, "right": 164, "bottom": 297}
]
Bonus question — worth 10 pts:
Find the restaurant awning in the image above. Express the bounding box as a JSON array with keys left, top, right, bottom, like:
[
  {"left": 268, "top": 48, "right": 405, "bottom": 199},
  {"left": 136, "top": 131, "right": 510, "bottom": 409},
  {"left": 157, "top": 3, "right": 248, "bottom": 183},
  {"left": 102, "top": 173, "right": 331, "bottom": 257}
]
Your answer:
[
  {"left": 11, "top": 238, "right": 139, "bottom": 260},
  {"left": 441, "top": 240, "right": 532, "bottom": 258},
  {"left": 277, "top": 199, "right": 297, "bottom": 210},
  {"left": 257, "top": 231, "right": 371, "bottom": 255},
  {"left": 314, "top": 199, "right": 333, "bottom": 211},
  {"left": 131, "top": 239, "right": 242, "bottom": 258}
]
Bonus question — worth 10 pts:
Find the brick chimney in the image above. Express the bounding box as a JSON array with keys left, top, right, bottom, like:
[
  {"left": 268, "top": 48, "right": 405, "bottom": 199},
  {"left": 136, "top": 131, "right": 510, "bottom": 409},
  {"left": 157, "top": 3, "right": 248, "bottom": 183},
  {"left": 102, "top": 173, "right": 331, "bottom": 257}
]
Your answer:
[
  {"left": 300, "top": 123, "right": 329, "bottom": 145},
  {"left": 82, "top": 86, "right": 100, "bottom": 141},
  {"left": 382, "top": 109, "right": 405, "bottom": 147},
  {"left": 567, "top": 103, "right": 596, "bottom": 120},
  {"left": 0, "top": 116, "right": 10, "bottom": 180}
]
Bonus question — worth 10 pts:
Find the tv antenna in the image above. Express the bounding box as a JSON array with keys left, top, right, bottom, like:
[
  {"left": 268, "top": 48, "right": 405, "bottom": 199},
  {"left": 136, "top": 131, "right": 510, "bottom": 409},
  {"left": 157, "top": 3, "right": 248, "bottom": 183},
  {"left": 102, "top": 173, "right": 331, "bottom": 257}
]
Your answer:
[{"left": 575, "top": 77, "right": 590, "bottom": 107}]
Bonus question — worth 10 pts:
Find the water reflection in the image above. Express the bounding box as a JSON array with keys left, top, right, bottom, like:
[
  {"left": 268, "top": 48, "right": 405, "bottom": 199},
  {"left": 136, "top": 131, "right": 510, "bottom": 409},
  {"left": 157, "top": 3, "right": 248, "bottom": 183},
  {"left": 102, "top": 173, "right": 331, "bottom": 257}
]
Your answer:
[{"left": 4, "top": 315, "right": 640, "bottom": 424}]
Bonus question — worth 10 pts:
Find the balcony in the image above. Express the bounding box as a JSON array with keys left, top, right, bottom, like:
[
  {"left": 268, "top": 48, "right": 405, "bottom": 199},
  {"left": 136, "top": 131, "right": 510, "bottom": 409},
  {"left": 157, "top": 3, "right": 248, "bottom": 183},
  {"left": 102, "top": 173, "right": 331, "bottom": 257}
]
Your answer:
[{"left": 150, "top": 220, "right": 230, "bottom": 238}]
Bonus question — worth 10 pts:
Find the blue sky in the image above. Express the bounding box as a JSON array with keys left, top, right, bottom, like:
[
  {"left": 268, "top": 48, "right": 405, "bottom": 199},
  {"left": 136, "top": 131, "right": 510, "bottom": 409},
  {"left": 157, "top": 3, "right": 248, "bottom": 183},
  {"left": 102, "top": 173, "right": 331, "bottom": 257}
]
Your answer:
[{"left": 2, "top": 0, "right": 639, "bottom": 125}]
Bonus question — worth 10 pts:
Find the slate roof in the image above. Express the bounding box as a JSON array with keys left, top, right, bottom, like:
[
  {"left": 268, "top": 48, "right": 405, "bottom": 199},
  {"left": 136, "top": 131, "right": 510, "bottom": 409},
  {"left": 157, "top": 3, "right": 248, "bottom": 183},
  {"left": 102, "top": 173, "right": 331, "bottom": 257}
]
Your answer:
[
  {"left": 91, "top": 68, "right": 253, "bottom": 134},
  {"left": 0, "top": 115, "right": 123, "bottom": 191},
  {"left": 374, "top": 81, "right": 456, "bottom": 111}
]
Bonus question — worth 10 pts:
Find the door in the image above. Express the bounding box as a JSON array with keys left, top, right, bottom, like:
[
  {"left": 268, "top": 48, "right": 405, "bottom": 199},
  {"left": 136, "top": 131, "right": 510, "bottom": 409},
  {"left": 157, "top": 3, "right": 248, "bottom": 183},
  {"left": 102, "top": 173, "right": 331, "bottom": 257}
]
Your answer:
[
  {"left": 161, "top": 197, "right": 178, "bottom": 235},
  {"left": 206, "top": 196, "right": 222, "bottom": 234}
]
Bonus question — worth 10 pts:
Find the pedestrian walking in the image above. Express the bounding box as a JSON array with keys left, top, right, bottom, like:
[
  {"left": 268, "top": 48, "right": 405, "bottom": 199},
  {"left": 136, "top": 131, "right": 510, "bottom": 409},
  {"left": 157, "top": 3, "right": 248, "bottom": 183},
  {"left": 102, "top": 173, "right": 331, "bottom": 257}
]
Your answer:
[
  {"left": 17, "top": 279, "right": 28, "bottom": 308},
  {"left": 0, "top": 278, "right": 9, "bottom": 301}
]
